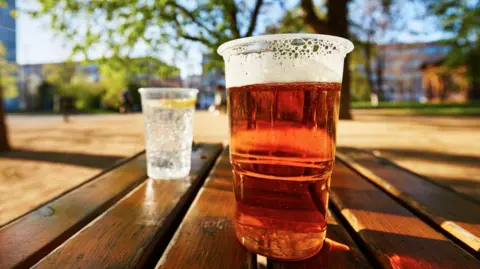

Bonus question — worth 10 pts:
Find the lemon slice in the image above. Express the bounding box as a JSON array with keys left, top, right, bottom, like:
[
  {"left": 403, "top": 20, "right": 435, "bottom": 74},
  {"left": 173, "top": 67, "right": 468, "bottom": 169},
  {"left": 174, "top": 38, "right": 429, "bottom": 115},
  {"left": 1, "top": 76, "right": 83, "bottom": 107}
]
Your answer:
[{"left": 146, "top": 98, "right": 196, "bottom": 108}]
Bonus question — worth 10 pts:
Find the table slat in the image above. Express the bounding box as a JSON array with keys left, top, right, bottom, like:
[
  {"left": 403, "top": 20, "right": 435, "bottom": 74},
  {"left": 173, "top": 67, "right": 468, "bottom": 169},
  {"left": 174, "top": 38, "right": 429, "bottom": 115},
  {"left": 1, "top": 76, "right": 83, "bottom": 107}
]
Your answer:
[
  {"left": 337, "top": 148, "right": 480, "bottom": 254},
  {"left": 268, "top": 210, "right": 373, "bottom": 269},
  {"left": 0, "top": 153, "right": 147, "bottom": 269},
  {"left": 158, "top": 148, "right": 374, "bottom": 269},
  {"left": 330, "top": 160, "right": 479, "bottom": 268},
  {"left": 156, "top": 149, "right": 255, "bottom": 269},
  {"left": 30, "top": 143, "right": 222, "bottom": 269}
]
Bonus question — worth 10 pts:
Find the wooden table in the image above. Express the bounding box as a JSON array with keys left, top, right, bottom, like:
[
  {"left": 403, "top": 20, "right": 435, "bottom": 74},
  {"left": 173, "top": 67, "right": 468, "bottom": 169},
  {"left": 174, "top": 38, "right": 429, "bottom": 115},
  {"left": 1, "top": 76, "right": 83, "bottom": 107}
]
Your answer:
[{"left": 1, "top": 143, "right": 479, "bottom": 268}]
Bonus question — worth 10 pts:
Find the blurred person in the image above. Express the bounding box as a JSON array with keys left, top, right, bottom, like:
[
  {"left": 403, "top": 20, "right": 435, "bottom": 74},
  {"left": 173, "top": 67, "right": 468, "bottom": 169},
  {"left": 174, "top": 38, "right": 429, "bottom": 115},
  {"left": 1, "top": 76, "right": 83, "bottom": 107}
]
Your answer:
[
  {"left": 209, "top": 84, "right": 226, "bottom": 114},
  {"left": 59, "top": 96, "right": 74, "bottom": 123},
  {"left": 120, "top": 88, "right": 133, "bottom": 113}
]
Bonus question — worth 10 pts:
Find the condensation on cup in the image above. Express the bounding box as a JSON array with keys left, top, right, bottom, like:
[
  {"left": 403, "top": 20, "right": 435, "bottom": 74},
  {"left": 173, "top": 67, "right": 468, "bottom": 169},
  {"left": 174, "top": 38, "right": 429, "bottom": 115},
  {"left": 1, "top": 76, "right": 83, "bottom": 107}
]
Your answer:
[
  {"left": 139, "top": 88, "right": 198, "bottom": 180},
  {"left": 218, "top": 34, "right": 353, "bottom": 261}
]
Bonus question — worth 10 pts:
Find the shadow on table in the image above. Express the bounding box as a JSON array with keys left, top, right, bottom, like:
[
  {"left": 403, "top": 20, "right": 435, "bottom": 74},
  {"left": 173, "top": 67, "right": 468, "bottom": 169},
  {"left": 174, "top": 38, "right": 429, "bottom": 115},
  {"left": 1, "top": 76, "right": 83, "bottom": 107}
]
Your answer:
[
  {"left": 0, "top": 149, "right": 125, "bottom": 169},
  {"left": 268, "top": 229, "right": 476, "bottom": 268},
  {"left": 337, "top": 146, "right": 480, "bottom": 204}
]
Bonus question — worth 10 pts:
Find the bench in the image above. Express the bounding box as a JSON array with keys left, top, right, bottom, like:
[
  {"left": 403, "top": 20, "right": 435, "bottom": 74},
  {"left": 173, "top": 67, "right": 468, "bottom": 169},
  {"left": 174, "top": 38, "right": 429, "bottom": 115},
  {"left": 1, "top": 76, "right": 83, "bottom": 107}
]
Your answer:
[{"left": 1, "top": 143, "right": 478, "bottom": 268}]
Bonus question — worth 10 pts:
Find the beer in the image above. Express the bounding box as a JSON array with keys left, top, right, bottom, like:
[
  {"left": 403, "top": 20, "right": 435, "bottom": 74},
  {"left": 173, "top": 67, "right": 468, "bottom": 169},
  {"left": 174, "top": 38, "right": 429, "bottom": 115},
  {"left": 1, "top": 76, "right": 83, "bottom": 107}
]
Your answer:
[
  {"left": 229, "top": 82, "right": 340, "bottom": 260},
  {"left": 218, "top": 33, "right": 353, "bottom": 260}
]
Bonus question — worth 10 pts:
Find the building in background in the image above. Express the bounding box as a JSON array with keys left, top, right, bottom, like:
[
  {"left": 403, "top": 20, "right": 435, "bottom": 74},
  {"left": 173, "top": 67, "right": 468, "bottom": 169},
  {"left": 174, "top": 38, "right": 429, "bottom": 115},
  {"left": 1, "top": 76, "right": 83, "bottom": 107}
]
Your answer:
[
  {"left": 420, "top": 57, "right": 469, "bottom": 103},
  {"left": 183, "top": 74, "right": 203, "bottom": 90},
  {"left": 201, "top": 61, "right": 224, "bottom": 93},
  {"left": 353, "top": 42, "right": 450, "bottom": 101},
  {"left": 0, "top": 0, "right": 16, "bottom": 62},
  {"left": 190, "top": 54, "right": 224, "bottom": 109},
  {"left": 375, "top": 42, "right": 450, "bottom": 101}
]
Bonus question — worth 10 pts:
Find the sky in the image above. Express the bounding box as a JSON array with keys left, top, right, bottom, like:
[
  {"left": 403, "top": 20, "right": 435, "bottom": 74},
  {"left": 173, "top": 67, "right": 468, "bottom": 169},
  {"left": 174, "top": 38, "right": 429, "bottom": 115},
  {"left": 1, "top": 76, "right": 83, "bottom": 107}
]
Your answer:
[
  {"left": 15, "top": 0, "right": 449, "bottom": 78},
  {"left": 16, "top": 13, "right": 206, "bottom": 78}
]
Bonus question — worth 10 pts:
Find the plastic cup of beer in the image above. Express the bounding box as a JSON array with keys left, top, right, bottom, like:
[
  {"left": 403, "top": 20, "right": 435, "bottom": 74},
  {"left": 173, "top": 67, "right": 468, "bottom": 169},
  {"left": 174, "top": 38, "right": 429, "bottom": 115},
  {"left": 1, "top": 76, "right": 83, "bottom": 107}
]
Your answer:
[
  {"left": 139, "top": 88, "right": 198, "bottom": 179},
  {"left": 217, "top": 34, "right": 353, "bottom": 260}
]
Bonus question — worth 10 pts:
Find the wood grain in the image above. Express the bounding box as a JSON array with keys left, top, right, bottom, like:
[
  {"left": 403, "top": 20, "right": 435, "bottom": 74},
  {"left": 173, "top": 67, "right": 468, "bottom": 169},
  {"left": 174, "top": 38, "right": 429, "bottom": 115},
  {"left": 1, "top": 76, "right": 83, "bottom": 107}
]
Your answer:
[
  {"left": 330, "top": 160, "right": 480, "bottom": 268},
  {"left": 0, "top": 153, "right": 147, "bottom": 269},
  {"left": 337, "top": 147, "right": 480, "bottom": 254},
  {"left": 30, "top": 143, "right": 222, "bottom": 269},
  {"left": 158, "top": 148, "right": 374, "bottom": 269},
  {"left": 157, "top": 149, "right": 256, "bottom": 269},
  {"left": 268, "top": 210, "right": 373, "bottom": 269}
]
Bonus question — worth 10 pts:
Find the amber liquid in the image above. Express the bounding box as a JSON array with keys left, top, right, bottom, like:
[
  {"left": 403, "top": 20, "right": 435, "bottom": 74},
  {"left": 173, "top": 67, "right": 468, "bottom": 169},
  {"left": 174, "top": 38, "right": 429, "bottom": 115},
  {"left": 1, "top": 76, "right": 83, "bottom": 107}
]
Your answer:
[{"left": 229, "top": 82, "right": 341, "bottom": 260}]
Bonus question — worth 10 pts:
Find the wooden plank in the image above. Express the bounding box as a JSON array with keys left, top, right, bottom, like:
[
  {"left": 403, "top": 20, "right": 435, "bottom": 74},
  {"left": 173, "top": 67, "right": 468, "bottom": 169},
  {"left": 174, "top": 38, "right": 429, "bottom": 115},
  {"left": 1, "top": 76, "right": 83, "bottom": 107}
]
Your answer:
[
  {"left": 30, "top": 143, "right": 222, "bottom": 269},
  {"left": 157, "top": 148, "right": 255, "bottom": 269},
  {"left": 268, "top": 210, "right": 373, "bottom": 269},
  {"left": 330, "top": 160, "right": 480, "bottom": 268},
  {"left": 337, "top": 148, "right": 480, "bottom": 254},
  {"left": 0, "top": 152, "right": 147, "bottom": 269},
  {"left": 158, "top": 148, "right": 374, "bottom": 269}
]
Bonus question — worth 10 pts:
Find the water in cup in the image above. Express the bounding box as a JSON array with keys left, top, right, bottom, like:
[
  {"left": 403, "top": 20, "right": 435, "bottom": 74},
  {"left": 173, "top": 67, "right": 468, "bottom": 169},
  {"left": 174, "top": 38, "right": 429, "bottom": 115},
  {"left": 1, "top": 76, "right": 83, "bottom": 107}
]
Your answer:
[{"left": 139, "top": 88, "right": 198, "bottom": 179}]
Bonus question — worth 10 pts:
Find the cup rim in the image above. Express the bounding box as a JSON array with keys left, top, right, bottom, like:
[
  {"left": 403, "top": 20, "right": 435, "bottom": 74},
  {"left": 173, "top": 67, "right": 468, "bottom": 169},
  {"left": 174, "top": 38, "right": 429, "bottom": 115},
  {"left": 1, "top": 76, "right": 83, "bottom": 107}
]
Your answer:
[
  {"left": 217, "top": 33, "right": 354, "bottom": 57},
  {"left": 138, "top": 87, "right": 199, "bottom": 95}
]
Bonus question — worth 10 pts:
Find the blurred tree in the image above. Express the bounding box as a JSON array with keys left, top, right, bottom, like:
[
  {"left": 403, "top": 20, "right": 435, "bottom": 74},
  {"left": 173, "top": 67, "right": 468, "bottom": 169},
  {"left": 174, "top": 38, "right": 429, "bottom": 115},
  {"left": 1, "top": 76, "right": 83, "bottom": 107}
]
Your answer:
[
  {"left": 40, "top": 57, "right": 179, "bottom": 111},
  {"left": 349, "top": 42, "right": 371, "bottom": 101},
  {"left": 98, "top": 57, "right": 180, "bottom": 110},
  {"left": 0, "top": 43, "right": 16, "bottom": 152},
  {"left": 29, "top": 0, "right": 272, "bottom": 71},
  {"left": 37, "top": 81, "right": 55, "bottom": 110},
  {"left": 31, "top": 0, "right": 399, "bottom": 118},
  {"left": 349, "top": 0, "right": 394, "bottom": 101},
  {"left": 267, "top": 1, "right": 427, "bottom": 105},
  {"left": 42, "top": 62, "right": 77, "bottom": 96},
  {"left": 98, "top": 62, "right": 128, "bottom": 110},
  {"left": 266, "top": 5, "right": 370, "bottom": 102},
  {"left": 426, "top": 0, "right": 480, "bottom": 100},
  {"left": 300, "top": 0, "right": 353, "bottom": 118}
]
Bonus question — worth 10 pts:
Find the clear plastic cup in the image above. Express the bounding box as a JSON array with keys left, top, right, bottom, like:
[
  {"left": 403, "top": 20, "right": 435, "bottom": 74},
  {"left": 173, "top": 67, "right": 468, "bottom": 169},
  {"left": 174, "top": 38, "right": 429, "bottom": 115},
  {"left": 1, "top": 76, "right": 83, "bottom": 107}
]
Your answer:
[
  {"left": 139, "top": 88, "right": 199, "bottom": 179},
  {"left": 218, "top": 34, "right": 353, "bottom": 260}
]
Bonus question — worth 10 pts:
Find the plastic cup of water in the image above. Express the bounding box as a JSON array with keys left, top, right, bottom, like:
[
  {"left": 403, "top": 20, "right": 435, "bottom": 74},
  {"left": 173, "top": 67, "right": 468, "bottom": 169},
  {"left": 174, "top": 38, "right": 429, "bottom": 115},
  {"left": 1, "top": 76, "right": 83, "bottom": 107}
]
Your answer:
[{"left": 139, "top": 88, "right": 199, "bottom": 179}]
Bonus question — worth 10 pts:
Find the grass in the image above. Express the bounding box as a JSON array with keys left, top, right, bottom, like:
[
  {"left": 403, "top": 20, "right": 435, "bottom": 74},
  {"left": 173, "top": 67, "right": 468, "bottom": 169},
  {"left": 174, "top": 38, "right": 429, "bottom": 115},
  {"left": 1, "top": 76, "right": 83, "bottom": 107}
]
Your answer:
[
  {"left": 352, "top": 101, "right": 480, "bottom": 116},
  {"left": 6, "top": 108, "right": 115, "bottom": 115}
]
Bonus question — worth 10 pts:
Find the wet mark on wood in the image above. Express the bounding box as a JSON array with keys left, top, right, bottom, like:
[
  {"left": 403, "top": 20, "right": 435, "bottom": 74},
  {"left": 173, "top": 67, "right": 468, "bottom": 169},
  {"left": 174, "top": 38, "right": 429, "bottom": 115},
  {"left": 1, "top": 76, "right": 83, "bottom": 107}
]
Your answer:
[
  {"left": 76, "top": 253, "right": 84, "bottom": 261},
  {"left": 38, "top": 206, "right": 56, "bottom": 217},
  {"left": 201, "top": 217, "right": 230, "bottom": 236}
]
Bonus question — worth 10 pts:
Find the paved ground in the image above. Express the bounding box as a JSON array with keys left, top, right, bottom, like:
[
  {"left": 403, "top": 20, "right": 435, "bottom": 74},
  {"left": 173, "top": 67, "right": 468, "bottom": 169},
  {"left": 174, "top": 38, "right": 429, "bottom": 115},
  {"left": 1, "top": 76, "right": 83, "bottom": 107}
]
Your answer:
[
  {"left": 339, "top": 110, "right": 480, "bottom": 203},
  {"left": 1, "top": 110, "right": 478, "bottom": 226}
]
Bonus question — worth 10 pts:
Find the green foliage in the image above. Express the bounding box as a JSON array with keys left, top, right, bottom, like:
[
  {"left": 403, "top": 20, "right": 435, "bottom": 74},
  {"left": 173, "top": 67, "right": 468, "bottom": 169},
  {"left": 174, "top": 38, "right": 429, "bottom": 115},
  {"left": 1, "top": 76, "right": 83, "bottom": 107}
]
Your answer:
[
  {"left": 71, "top": 81, "right": 104, "bottom": 111},
  {"left": 40, "top": 57, "right": 179, "bottom": 110},
  {"left": 41, "top": 63, "right": 104, "bottom": 110},
  {"left": 352, "top": 101, "right": 480, "bottom": 116},
  {"left": 426, "top": 0, "right": 480, "bottom": 95},
  {"left": 97, "top": 57, "right": 180, "bottom": 109},
  {"left": 29, "top": 0, "right": 274, "bottom": 73},
  {"left": 42, "top": 62, "right": 77, "bottom": 95},
  {"left": 0, "top": 43, "right": 17, "bottom": 99},
  {"left": 98, "top": 63, "right": 128, "bottom": 109},
  {"left": 348, "top": 41, "right": 372, "bottom": 101}
]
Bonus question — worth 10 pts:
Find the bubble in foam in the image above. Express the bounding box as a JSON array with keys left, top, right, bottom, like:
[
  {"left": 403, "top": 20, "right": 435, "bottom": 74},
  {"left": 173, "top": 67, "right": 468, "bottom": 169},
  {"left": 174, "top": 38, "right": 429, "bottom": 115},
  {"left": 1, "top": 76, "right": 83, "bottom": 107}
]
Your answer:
[{"left": 218, "top": 34, "right": 353, "bottom": 88}]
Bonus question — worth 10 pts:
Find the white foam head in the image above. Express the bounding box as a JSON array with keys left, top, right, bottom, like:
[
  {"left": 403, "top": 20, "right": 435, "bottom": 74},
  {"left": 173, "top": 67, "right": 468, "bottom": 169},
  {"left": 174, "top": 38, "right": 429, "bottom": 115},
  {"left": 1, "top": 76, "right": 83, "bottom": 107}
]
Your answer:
[{"left": 217, "top": 34, "right": 354, "bottom": 88}]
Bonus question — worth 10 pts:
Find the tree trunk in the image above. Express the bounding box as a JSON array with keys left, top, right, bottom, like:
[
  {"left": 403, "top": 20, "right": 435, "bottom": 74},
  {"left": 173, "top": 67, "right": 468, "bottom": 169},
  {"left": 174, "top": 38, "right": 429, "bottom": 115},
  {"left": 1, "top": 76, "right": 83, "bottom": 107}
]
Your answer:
[
  {"left": 328, "top": 0, "right": 352, "bottom": 119},
  {"left": 340, "top": 57, "right": 352, "bottom": 119},
  {"left": 364, "top": 41, "right": 376, "bottom": 95},
  {"left": 468, "top": 82, "right": 480, "bottom": 101},
  {"left": 375, "top": 51, "right": 386, "bottom": 101},
  {"left": 0, "top": 86, "right": 10, "bottom": 152},
  {"left": 466, "top": 47, "right": 480, "bottom": 101}
]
